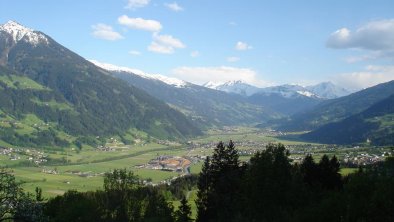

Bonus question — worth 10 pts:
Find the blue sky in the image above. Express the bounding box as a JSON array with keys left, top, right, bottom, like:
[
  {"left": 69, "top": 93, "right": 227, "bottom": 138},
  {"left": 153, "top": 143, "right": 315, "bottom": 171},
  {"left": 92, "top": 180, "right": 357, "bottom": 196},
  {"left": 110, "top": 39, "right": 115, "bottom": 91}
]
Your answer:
[{"left": 1, "top": 0, "right": 394, "bottom": 89}]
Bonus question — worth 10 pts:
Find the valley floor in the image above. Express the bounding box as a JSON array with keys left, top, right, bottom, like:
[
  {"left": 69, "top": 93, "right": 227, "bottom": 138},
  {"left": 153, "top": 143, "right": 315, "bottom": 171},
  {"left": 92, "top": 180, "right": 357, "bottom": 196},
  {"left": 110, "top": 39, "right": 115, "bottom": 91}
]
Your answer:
[{"left": 0, "top": 127, "right": 391, "bottom": 198}]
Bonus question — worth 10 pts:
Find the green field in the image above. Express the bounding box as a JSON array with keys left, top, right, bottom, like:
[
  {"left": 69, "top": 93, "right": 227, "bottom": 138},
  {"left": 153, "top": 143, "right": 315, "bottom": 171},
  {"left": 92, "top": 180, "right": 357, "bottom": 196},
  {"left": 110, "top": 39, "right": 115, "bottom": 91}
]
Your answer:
[
  {"left": 0, "top": 74, "right": 48, "bottom": 90},
  {"left": 340, "top": 168, "right": 358, "bottom": 176},
  {"left": 1, "top": 143, "right": 188, "bottom": 197}
]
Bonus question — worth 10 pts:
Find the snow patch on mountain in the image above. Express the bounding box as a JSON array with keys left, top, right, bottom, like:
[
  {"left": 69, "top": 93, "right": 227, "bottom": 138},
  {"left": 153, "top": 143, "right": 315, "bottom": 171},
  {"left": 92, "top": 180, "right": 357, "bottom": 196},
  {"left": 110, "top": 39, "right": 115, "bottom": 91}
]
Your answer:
[
  {"left": 203, "top": 80, "right": 261, "bottom": 96},
  {"left": 90, "top": 60, "right": 189, "bottom": 88},
  {"left": 259, "top": 84, "right": 318, "bottom": 98},
  {"left": 203, "top": 81, "right": 225, "bottom": 89},
  {"left": 306, "top": 82, "right": 351, "bottom": 99},
  {"left": 203, "top": 80, "right": 351, "bottom": 99},
  {"left": 0, "top": 21, "right": 48, "bottom": 46},
  {"left": 296, "top": 91, "right": 315, "bottom": 97}
]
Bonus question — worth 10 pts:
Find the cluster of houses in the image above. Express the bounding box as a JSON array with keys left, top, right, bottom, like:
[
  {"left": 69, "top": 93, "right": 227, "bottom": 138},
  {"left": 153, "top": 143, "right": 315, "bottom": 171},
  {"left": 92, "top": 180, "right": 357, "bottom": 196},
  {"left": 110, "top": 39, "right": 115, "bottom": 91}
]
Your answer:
[
  {"left": 256, "top": 129, "right": 286, "bottom": 137},
  {"left": 96, "top": 145, "right": 115, "bottom": 152},
  {"left": 156, "top": 140, "right": 180, "bottom": 146},
  {"left": 238, "top": 149, "right": 259, "bottom": 156},
  {"left": 343, "top": 152, "right": 389, "bottom": 167},
  {"left": 1, "top": 147, "right": 21, "bottom": 161},
  {"left": 0, "top": 146, "right": 47, "bottom": 164},
  {"left": 138, "top": 155, "right": 191, "bottom": 173},
  {"left": 42, "top": 168, "right": 58, "bottom": 174},
  {"left": 187, "top": 141, "right": 270, "bottom": 150}
]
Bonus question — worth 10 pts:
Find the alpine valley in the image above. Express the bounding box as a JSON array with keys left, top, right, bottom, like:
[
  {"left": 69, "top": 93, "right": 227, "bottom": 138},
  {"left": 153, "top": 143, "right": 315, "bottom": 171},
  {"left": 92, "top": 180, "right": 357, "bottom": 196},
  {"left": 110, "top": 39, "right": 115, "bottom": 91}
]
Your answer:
[{"left": 2, "top": 1, "right": 394, "bottom": 221}]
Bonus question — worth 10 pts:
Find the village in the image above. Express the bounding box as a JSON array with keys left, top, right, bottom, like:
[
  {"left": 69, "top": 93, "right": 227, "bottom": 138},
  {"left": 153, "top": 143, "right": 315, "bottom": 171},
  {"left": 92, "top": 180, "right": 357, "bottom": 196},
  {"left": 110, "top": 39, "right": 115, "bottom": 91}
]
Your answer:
[
  {"left": 0, "top": 146, "right": 48, "bottom": 164},
  {"left": 137, "top": 155, "right": 192, "bottom": 174}
]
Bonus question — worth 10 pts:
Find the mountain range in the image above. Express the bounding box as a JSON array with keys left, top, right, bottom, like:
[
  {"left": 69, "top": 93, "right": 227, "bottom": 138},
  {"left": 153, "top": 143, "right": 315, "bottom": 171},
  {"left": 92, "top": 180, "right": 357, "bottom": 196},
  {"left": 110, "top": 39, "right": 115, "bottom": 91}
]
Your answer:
[
  {"left": 204, "top": 80, "right": 351, "bottom": 99},
  {"left": 204, "top": 80, "right": 351, "bottom": 115},
  {"left": 90, "top": 60, "right": 275, "bottom": 128},
  {"left": 95, "top": 63, "right": 351, "bottom": 119}
]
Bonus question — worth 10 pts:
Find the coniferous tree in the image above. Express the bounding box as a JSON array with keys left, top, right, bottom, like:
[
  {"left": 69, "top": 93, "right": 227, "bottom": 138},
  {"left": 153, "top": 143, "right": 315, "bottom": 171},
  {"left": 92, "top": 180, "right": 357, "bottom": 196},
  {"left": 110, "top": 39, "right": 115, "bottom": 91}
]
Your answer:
[
  {"left": 242, "top": 143, "right": 295, "bottom": 222},
  {"left": 196, "top": 156, "right": 211, "bottom": 222},
  {"left": 175, "top": 196, "right": 192, "bottom": 222},
  {"left": 300, "top": 154, "right": 319, "bottom": 187},
  {"left": 319, "top": 155, "right": 342, "bottom": 190},
  {"left": 196, "top": 141, "right": 242, "bottom": 222},
  {"left": 35, "top": 187, "right": 44, "bottom": 202}
]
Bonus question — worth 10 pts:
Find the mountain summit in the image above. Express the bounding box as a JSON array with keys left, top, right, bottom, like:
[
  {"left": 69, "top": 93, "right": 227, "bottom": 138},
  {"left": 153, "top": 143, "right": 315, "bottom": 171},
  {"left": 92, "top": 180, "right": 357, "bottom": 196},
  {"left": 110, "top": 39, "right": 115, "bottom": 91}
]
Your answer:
[
  {"left": 90, "top": 60, "right": 189, "bottom": 88},
  {"left": 306, "top": 82, "right": 351, "bottom": 99},
  {"left": 203, "top": 80, "right": 261, "bottom": 96},
  {"left": 0, "top": 20, "right": 48, "bottom": 46}
]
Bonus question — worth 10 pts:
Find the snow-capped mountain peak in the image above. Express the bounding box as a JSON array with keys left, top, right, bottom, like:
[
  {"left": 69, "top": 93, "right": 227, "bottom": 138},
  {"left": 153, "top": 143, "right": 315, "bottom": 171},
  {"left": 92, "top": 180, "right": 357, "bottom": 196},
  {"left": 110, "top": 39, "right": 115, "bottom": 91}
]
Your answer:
[
  {"left": 203, "top": 80, "right": 261, "bottom": 96},
  {"left": 306, "top": 81, "right": 351, "bottom": 99},
  {"left": 203, "top": 81, "right": 225, "bottom": 89},
  {"left": 89, "top": 60, "right": 188, "bottom": 88},
  {"left": 259, "top": 84, "right": 318, "bottom": 98},
  {"left": 0, "top": 20, "right": 48, "bottom": 46}
]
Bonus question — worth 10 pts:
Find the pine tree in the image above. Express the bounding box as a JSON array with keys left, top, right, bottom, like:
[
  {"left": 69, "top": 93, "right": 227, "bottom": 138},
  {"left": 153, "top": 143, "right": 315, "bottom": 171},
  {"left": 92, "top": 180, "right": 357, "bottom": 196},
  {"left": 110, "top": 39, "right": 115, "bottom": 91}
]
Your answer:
[
  {"left": 300, "top": 154, "right": 319, "bottom": 187},
  {"left": 242, "top": 143, "right": 294, "bottom": 221},
  {"left": 196, "top": 157, "right": 211, "bottom": 222},
  {"left": 196, "top": 141, "right": 241, "bottom": 222},
  {"left": 176, "top": 196, "right": 192, "bottom": 222}
]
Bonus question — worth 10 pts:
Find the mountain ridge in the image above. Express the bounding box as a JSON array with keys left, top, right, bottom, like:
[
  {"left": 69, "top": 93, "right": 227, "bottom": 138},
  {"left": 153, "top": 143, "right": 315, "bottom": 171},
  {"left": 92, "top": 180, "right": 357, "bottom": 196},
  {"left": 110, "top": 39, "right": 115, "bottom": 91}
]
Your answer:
[
  {"left": 279, "top": 80, "right": 394, "bottom": 131},
  {"left": 92, "top": 61, "right": 277, "bottom": 127},
  {"left": 0, "top": 21, "right": 201, "bottom": 148},
  {"left": 203, "top": 80, "right": 261, "bottom": 96},
  {"left": 302, "top": 93, "right": 394, "bottom": 145},
  {"left": 202, "top": 80, "right": 351, "bottom": 100}
]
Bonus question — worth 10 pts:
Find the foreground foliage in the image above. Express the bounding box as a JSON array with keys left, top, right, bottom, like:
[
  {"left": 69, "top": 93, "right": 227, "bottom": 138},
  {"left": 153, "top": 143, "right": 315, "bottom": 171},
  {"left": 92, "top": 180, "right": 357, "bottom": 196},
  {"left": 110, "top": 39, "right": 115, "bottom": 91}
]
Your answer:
[{"left": 196, "top": 142, "right": 394, "bottom": 222}]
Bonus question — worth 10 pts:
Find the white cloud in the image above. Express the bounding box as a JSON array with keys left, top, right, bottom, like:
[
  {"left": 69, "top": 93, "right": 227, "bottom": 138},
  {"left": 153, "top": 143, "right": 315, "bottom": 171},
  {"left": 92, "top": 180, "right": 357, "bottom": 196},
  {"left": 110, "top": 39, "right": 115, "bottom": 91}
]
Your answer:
[
  {"left": 118, "top": 15, "right": 162, "bottom": 32},
  {"left": 165, "top": 2, "right": 183, "bottom": 11},
  {"left": 91, "top": 24, "right": 123, "bottom": 41},
  {"left": 129, "top": 50, "right": 141, "bottom": 56},
  {"left": 229, "top": 21, "right": 237, "bottom": 26},
  {"left": 190, "top": 51, "right": 200, "bottom": 57},
  {"left": 148, "top": 42, "right": 174, "bottom": 54},
  {"left": 125, "top": 0, "right": 150, "bottom": 9},
  {"left": 327, "top": 19, "right": 394, "bottom": 61},
  {"left": 153, "top": 33, "right": 185, "bottom": 48},
  {"left": 227, "top": 57, "right": 240, "bottom": 62},
  {"left": 171, "top": 66, "right": 270, "bottom": 87},
  {"left": 148, "top": 33, "right": 185, "bottom": 54},
  {"left": 235, "top": 41, "right": 252, "bottom": 50},
  {"left": 332, "top": 65, "right": 394, "bottom": 90}
]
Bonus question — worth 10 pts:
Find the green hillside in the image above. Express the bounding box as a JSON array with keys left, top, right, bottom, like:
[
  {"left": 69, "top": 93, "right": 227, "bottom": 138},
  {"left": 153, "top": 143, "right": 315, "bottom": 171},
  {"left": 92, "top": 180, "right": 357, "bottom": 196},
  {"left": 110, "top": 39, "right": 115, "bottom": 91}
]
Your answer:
[
  {"left": 279, "top": 80, "right": 394, "bottom": 131},
  {"left": 302, "top": 94, "right": 394, "bottom": 145},
  {"left": 110, "top": 71, "right": 277, "bottom": 128},
  {"left": 0, "top": 30, "right": 201, "bottom": 148}
]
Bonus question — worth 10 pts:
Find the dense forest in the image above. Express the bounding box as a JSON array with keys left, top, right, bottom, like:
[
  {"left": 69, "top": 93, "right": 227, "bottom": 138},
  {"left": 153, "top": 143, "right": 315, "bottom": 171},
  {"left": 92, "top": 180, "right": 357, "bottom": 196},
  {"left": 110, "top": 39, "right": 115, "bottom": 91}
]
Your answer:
[{"left": 1, "top": 142, "right": 393, "bottom": 222}]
